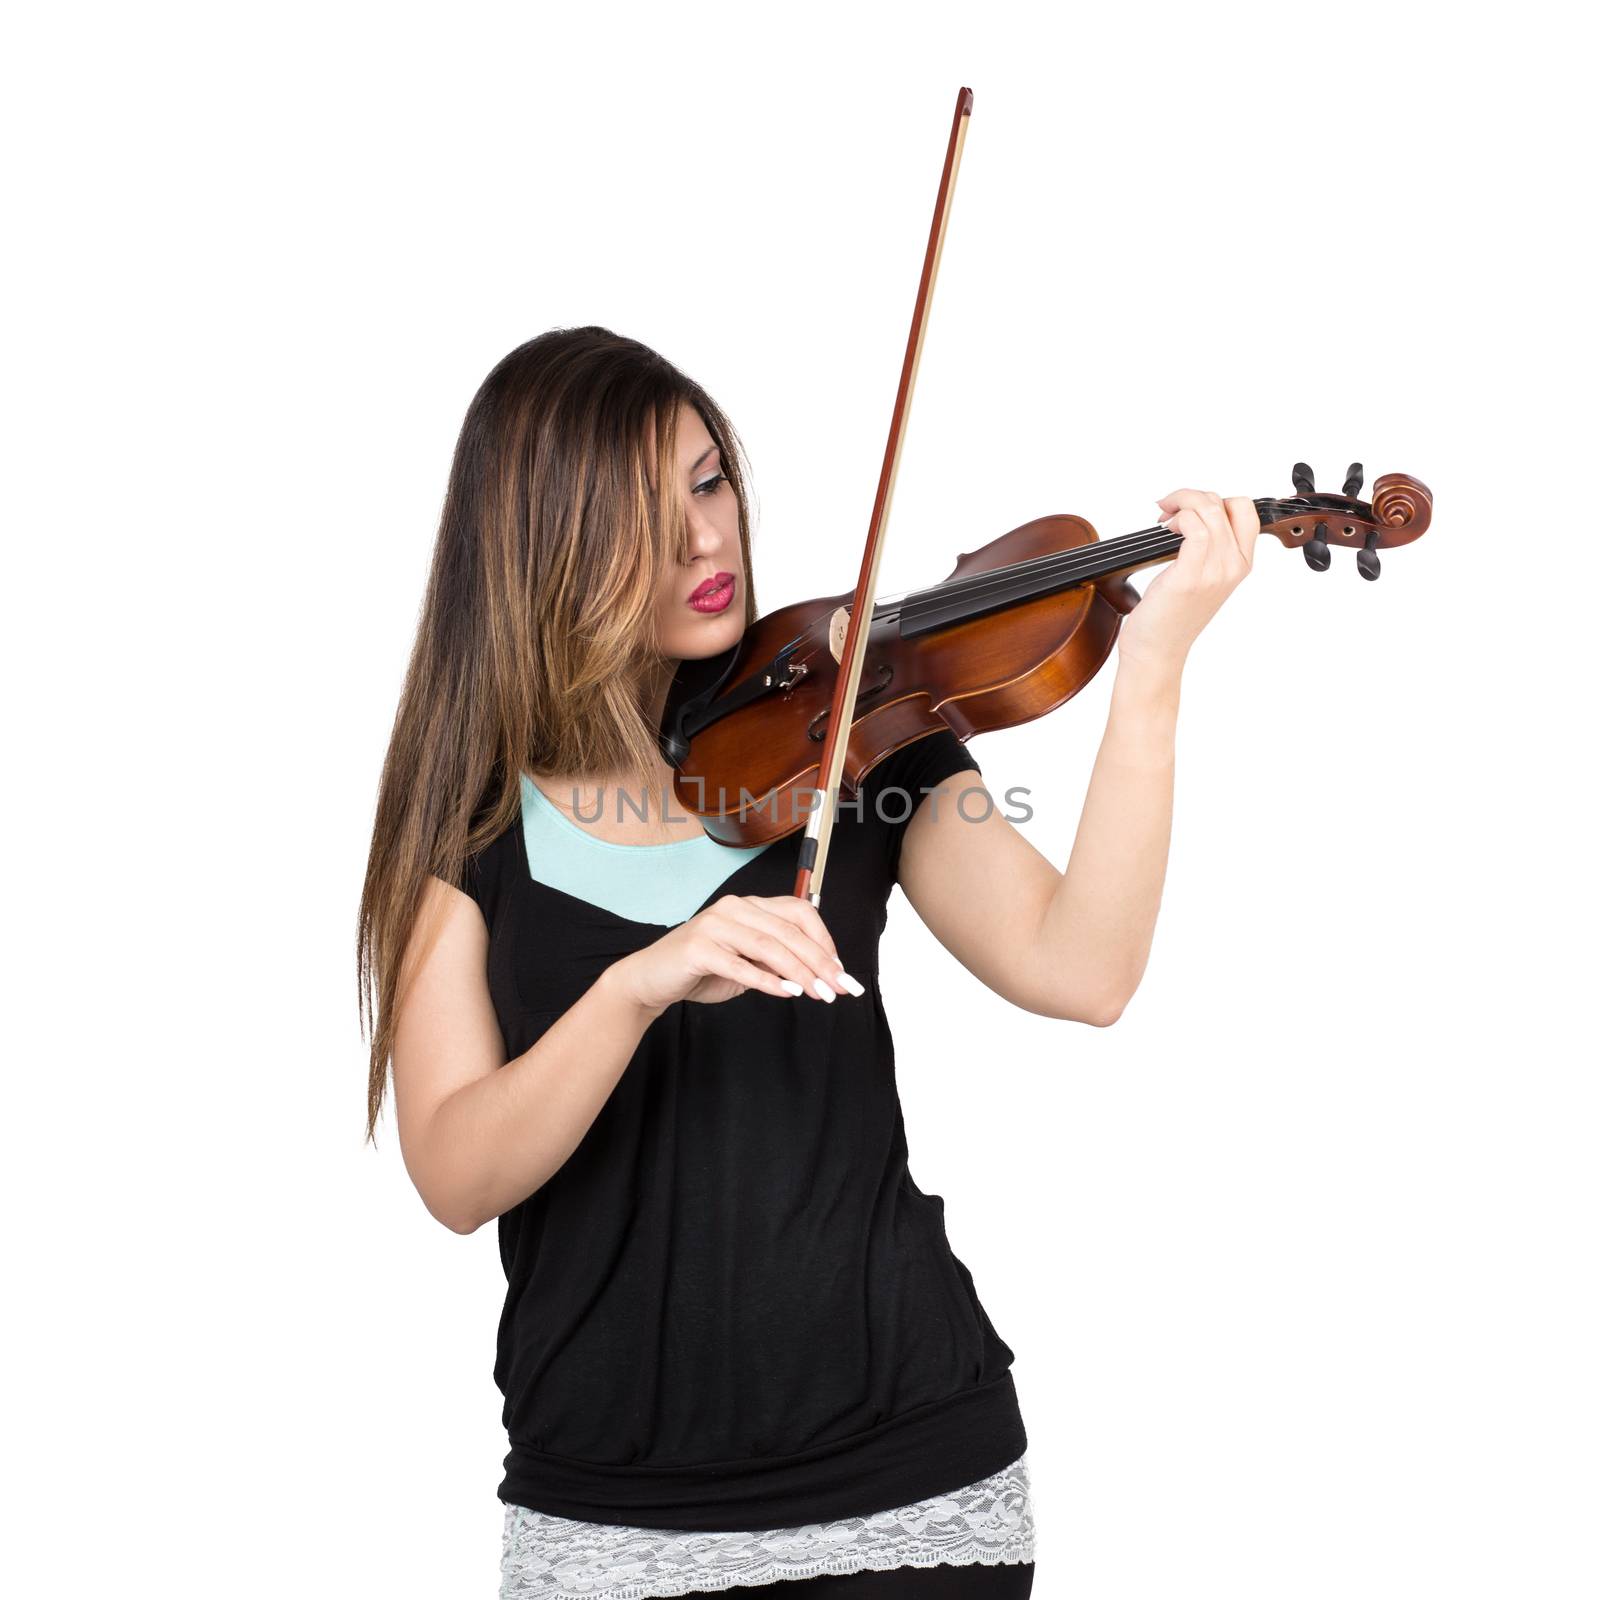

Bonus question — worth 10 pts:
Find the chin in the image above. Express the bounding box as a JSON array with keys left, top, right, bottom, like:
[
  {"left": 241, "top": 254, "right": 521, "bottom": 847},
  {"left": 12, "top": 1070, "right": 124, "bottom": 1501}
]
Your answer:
[{"left": 662, "top": 612, "right": 745, "bottom": 661}]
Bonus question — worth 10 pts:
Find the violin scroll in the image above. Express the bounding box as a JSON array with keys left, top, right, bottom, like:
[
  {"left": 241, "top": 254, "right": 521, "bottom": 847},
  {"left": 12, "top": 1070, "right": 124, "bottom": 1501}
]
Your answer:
[
  {"left": 1259, "top": 463, "right": 1433, "bottom": 582},
  {"left": 1369, "top": 473, "right": 1433, "bottom": 539}
]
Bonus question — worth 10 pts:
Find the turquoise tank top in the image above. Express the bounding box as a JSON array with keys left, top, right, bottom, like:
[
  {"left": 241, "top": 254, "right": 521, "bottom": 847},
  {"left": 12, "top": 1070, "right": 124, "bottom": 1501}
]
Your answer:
[{"left": 518, "top": 771, "right": 776, "bottom": 926}]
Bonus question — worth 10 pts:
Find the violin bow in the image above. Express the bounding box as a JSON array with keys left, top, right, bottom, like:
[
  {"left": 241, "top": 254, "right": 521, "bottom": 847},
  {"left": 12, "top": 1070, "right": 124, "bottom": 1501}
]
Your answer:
[{"left": 794, "top": 85, "right": 974, "bottom": 907}]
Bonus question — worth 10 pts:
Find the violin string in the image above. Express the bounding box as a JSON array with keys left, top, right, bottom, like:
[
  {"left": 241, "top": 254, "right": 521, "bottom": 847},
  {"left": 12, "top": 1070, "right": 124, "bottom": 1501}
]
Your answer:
[
  {"left": 931, "top": 523, "right": 1174, "bottom": 592},
  {"left": 888, "top": 494, "right": 1311, "bottom": 620},
  {"left": 772, "top": 583, "right": 930, "bottom": 662},
  {"left": 885, "top": 524, "right": 1174, "bottom": 619},
  {"left": 781, "top": 498, "right": 1311, "bottom": 663},
  {"left": 776, "top": 491, "right": 1376, "bottom": 682},
  {"left": 892, "top": 526, "right": 1183, "bottom": 624},
  {"left": 782, "top": 525, "right": 1184, "bottom": 672}
]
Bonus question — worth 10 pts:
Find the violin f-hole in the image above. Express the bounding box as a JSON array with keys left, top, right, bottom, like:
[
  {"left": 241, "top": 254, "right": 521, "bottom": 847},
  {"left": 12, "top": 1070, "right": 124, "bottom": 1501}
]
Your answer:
[{"left": 807, "top": 663, "right": 892, "bottom": 741}]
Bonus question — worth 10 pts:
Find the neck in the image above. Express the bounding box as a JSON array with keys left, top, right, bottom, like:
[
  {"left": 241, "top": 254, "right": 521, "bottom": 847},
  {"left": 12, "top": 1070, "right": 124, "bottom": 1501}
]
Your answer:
[{"left": 895, "top": 503, "right": 1280, "bottom": 637}]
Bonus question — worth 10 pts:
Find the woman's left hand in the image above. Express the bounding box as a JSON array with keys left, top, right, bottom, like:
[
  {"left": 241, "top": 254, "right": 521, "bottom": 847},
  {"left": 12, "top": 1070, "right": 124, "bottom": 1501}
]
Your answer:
[{"left": 1115, "top": 488, "right": 1260, "bottom": 675}]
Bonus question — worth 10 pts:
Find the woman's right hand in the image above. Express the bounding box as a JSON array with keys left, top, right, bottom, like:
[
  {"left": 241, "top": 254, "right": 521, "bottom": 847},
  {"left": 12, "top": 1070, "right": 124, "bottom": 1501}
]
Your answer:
[{"left": 610, "top": 894, "right": 866, "bottom": 1015}]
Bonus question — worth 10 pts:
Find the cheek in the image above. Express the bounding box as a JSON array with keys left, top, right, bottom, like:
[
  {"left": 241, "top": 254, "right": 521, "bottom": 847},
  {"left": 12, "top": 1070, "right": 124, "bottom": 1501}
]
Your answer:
[
  {"left": 652, "top": 585, "right": 681, "bottom": 643},
  {"left": 716, "top": 499, "right": 744, "bottom": 567}
]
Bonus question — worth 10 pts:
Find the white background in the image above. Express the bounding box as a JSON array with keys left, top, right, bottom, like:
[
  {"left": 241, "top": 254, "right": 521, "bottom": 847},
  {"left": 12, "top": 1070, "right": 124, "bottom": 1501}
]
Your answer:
[{"left": 5, "top": 3, "right": 1593, "bottom": 1596}]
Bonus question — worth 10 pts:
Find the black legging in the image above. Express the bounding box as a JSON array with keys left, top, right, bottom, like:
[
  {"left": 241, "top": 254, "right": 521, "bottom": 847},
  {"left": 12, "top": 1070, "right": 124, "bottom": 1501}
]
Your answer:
[{"left": 727, "top": 1561, "right": 1035, "bottom": 1596}]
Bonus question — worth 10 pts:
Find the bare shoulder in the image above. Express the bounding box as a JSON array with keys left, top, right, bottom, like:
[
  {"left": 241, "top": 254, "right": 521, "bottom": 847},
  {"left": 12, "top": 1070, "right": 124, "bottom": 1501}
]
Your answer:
[{"left": 391, "top": 877, "right": 502, "bottom": 1151}]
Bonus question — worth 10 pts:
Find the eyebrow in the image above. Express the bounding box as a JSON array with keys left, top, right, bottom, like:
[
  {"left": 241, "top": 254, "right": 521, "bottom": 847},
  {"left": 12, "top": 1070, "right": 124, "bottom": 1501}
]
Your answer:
[{"left": 689, "top": 444, "right": 720, "bottom": 473}]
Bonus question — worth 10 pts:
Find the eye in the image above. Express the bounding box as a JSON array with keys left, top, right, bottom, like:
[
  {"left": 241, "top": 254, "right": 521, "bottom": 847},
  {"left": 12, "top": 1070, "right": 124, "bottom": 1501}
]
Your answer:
[{"left": 692, "top": 471, "right": 728, "bottom": 496}]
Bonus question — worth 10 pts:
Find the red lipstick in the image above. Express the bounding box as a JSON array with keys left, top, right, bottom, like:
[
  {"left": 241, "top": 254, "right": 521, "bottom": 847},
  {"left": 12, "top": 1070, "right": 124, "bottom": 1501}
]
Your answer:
[{"left": 688, "top": 571, "right": 736, "bottom": 614}]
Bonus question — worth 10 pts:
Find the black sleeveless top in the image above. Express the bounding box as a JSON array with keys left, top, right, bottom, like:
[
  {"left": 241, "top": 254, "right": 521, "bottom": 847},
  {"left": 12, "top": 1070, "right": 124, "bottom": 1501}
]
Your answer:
[{"left": 459, "top": 727, "right": 1026, "bottom": 1531}]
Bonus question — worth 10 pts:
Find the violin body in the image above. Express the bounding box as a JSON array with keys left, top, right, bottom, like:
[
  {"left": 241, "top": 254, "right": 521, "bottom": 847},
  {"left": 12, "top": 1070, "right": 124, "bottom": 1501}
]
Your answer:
[{"left": 663, "top": 513, "right": 1137, "bottom": 847}]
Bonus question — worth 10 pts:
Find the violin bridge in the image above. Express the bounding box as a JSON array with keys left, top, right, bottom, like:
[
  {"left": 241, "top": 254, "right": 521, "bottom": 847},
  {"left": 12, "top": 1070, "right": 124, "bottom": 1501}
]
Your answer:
[{"left": 828, "top": 607, "right": 849, "bottom": 663}]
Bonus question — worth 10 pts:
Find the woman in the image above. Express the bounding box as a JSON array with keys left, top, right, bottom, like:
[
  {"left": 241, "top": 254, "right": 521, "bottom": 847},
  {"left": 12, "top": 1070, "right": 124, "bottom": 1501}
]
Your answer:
[{"left": 357, "top": 326, "right": 1257, "bottom": 1598}]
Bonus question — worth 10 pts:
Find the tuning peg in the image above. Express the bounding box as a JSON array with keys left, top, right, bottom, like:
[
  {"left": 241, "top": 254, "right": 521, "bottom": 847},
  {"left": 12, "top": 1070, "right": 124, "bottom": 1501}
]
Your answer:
[
  {"left": 1357, "top": 531, "right": 1381, "bottom": 581},
  {"left": 1343, "top": 461, "right": 1364, "bottom": 497},
  {"left": 1303, "top": 519, "right": 1332, "bottom": 571},
  {"left": 1292, "top": 462, "right": 1316, "bottom": 495}
]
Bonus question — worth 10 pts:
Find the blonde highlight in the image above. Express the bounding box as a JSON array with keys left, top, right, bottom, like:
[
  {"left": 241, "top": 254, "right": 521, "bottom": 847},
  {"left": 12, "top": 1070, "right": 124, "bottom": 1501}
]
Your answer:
[{"left": 356, "top": 328, "right": 757, "bottom": 1142}]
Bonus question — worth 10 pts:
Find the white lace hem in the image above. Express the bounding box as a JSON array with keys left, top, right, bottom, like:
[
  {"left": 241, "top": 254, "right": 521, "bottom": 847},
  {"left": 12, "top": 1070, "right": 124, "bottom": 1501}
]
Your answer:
[{"left": 500, "top": 1453, "right": 1034, "bottom": 1600}]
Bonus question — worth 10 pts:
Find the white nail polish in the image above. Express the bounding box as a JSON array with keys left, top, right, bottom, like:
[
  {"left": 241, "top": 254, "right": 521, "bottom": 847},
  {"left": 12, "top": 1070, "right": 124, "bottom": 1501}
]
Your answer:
[
  {"left": 779, "top": 979, "right": 804, "bottom": 996},
  {"left": 813, "top": 979, "right": 836, "bottom": 1002},
  {"left": 836, "top": 972, "right": 866, "bottom": 996}
]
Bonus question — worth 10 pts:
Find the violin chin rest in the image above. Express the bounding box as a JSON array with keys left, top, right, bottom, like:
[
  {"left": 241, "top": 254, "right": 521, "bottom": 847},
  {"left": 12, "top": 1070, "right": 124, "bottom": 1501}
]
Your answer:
[
  {"left": 659, "top": 726, "right": 690, "bottom": 768},
  {"left": 658, "top": 643, "right": 743, "bottom": 769}
]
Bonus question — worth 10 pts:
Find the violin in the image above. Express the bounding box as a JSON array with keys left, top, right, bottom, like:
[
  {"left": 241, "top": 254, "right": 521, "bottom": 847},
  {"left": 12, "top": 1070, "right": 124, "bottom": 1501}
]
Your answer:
[
  {"left": 657, "top": 90, "right": 1434, "bottom": 901},
  {"left": 659, "top": 461, "right": 1432, "bottom": 846}
]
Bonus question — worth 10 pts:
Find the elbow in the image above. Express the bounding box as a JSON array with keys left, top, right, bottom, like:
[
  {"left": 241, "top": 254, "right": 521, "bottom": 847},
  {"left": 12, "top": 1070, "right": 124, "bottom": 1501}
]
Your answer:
[
  {"left": 1028, "top": 945, "right": 1146, "bottom": 1028},
  {"left": 408, "top": 1106, "right": 496, "bottom": 1235},
  {"left": 1076, "top": 965, "right": 1147, "bottom": 1027},
  {"left": 420, "top": 1178, "right": 490, "bottom": 1236},
  {"left": 429, "top": 1195, "right": 485, "bottom": 1236},
  {"left": 1036, "top": 993, "right": 1124, "bottom": 1027},
  {"left": 1056, "top": 982, "right": 1136, "bottom": 1028},
  {"left": 439, "top": 1205, "right": 487, "bottom": 1236},
  {"left": 1080, "top": 997, "right": 1126, "bottom": 1028},
  {"left": 427, "top": 1173, "right": 538, "bottom": 1235}
]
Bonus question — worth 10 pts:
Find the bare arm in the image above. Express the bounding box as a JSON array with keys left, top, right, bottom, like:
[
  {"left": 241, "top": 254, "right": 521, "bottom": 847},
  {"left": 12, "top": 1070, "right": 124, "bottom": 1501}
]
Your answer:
[
  {"left": 897, "top": 487, "right": 1260, "bottom": 1027},
  {"left": 898, "top": 659, "right": 1179, "bottom": 1026},
  {"left": 391, "top": 878, "right": 857, "bottom": 1234},
  {"left": 390, "top": 877, "right": 663, "bottom": 1234}
]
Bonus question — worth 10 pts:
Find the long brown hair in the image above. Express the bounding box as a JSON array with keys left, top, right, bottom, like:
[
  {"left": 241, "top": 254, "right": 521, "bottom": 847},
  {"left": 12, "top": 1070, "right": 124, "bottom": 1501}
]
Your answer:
[{"left": 357, "top": 327, "right": 757, "bottom": 1142}]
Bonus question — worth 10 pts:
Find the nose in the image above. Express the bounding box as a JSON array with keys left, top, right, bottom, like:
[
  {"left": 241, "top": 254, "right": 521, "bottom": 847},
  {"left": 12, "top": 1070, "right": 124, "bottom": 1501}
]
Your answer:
[{"left": 684, "top": 499, "right": 725, "bottom": 563}]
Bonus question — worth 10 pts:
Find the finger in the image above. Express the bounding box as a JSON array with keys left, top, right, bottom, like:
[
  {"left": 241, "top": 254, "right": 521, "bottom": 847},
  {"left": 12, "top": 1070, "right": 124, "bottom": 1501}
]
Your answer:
[
  {"left": 1223, "top": 494, "right": 1260, "bottom": 566},
  {"left": 1162, "top": 489, "right": 1253, "bottom": 580},
  {"left": 704, "top": 891, "right": 839, "bottom": 962},
  {"left": 1155, "top": 487, "right": 1221, "bottom": 519},
  {"left": 705, "top": 947, "right": 804, "bottom": 1000},
  {"left": 751, "top": 894, "right": 841, "bottom": 962},
  {"left": 1192, "top": 492, "right": 1234, "bottom": 583},
  {"left": 688, "top": 926, "right": 808, "bottom": 1000},
  {"left": 1164, "top": 506, "right": 1212, "bottom": 584},
  {"left": 719, "top": 898, "right": 860, "bottom": 999},
  {"left": 1166, "top": 498, "right": 1232, "bottom": 587},
  {"left": 745, "top": 895, "right": 860, "bottom": 996},
  {"left": 725, "top": 899, "right": 841, "bottom": 979},
  {"left": 700, "top": 906, "right": 840, "bottom": 1002}
]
